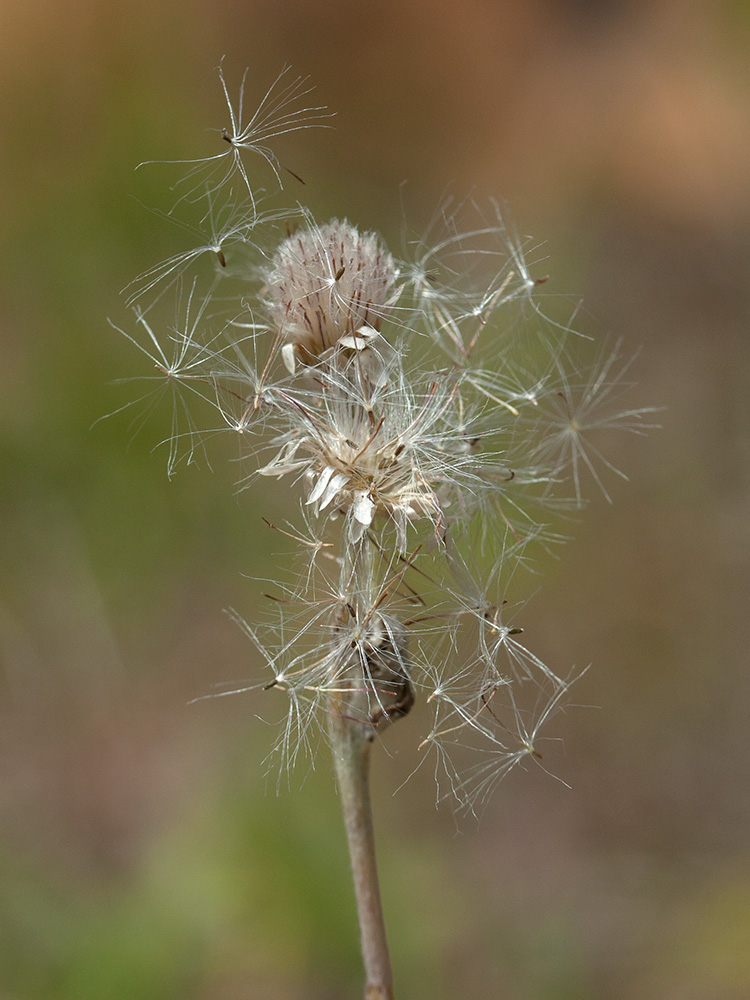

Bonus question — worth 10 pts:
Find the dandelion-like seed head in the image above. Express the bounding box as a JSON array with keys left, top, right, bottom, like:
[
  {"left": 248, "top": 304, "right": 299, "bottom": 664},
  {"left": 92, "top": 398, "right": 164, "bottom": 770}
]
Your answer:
[
  {"left": 259, "top": 372, "right": 450, "bottom": 546},
  {"left": 118, "top": 64, "right": 652, "bottom": 817},
  {"left": 264, "top": 218, "right": 398, "bottom": 370}
]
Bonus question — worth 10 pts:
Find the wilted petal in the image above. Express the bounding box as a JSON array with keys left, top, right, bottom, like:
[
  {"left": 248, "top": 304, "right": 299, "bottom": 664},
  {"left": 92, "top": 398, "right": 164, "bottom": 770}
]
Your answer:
[
  {"left": 281, "top": 342, "right": 297, "bottom": 374},
  {"left": 258, "top": 441, "right": 304, "bottom": 478},
  {"left": 338, "top": 326, "right": 379, "bottom": 351},
  {"left": 307, "top": 465, "right": 337, "bottom": 505},
  {"left": 319, "top": 471, "right": 349, "bottom": 510},
  {"left": 352, "top": 489, "right": 375, "bottom": 526}
]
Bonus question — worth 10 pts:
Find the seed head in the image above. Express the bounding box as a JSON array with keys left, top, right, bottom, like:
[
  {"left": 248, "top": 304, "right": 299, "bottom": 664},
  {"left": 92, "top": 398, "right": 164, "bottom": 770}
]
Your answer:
[
  {"left": 264, "top": 218, "right": 398, "bottom": 371},
  {"left": 118, "top": 66, "right": 653, "bottom": 813}
]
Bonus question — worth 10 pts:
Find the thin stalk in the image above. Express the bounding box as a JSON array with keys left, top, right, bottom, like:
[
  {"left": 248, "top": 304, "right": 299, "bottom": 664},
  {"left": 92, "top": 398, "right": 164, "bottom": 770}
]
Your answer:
[{"left": 331, "top": 712, "right": 394, "bottom": 1000}]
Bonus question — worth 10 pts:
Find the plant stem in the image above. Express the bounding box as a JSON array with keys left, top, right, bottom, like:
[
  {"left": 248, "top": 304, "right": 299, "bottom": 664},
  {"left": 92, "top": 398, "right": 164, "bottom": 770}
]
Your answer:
[{"left": 331, "top": 713, "right": 394, "bottom": 1000}]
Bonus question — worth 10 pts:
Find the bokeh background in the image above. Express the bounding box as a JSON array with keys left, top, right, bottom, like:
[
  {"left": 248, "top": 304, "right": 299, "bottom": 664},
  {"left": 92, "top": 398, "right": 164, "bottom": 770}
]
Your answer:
[{"left": 1, "top": 1, "right": 749, "bottom": 998}]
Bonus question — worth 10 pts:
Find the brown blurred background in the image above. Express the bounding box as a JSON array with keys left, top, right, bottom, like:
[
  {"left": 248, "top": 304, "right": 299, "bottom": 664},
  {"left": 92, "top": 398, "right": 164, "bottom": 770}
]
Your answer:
[{"left": 1, "top": 1, "right": 749, "bottom": 998}]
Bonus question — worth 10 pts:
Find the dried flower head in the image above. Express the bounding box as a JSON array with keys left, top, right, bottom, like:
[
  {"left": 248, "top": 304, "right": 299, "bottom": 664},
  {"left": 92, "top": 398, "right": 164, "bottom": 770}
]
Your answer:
[
  {"left": 113, "top": 65, "right": 661, "bottom": 1000},
  {"left": 118, "top": 65, "right": 656, "bottom": 817},
  {"left": 264, "top": 218, "right": 398, "bottom": 371}
]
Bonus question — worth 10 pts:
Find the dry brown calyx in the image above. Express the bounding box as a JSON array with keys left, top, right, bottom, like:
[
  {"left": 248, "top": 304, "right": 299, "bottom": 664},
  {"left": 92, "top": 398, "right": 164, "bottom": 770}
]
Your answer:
[{"left": 333, "top": 606, "right": 414, "bottom": 735}]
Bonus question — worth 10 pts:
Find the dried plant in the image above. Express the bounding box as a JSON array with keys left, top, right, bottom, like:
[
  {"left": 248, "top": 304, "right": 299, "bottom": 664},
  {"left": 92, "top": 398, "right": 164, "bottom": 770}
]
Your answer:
[{"left": 114, "top": 62, "right": 655, "bottom": 1000}]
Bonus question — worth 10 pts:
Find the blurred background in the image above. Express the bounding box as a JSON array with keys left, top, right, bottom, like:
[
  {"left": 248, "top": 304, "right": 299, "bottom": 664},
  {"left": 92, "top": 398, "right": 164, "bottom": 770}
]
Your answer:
[{"left": 1, "top": 1, "right": 749, "bottom": 997}]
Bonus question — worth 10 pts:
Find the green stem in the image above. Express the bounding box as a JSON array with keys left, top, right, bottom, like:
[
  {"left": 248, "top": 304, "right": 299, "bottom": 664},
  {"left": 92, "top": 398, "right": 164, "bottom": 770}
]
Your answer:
[{"left": 331, "top": 713, "right": 394, "bottom": 1000}]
